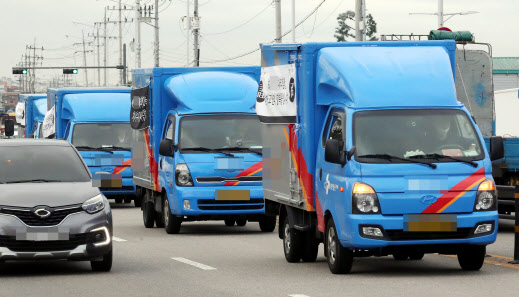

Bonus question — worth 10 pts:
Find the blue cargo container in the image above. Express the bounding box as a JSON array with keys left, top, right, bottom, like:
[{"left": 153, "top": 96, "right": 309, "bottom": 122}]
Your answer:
[
  {"left": 131, "top": 67, "right": 276, "bottom": 233},
  {"left": 46, "top": 87, "right": 139, "bottom": 205},
  {"left": 259, "top": 41, "right": 503, "bottom": 273},
  {"left": 17, "top": 93, "right": 46, "bottom": 138}
]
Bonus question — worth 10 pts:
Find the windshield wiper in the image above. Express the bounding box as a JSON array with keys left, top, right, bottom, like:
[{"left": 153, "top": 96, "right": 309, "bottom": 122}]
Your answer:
[
  {"left": 218, "top": 147, "right": 262, "bottom": 156},
  {"left": 181, "top": 147, "right": 235, "bottom": 157},
  {"left": 75, "top": 146, "right": 114, "bottom": 154},
  {"left": 409, "top": 153, "right": 478, "bottom": 168},
  {"left": 101, "top": 145, "right": 131, "bottom": 151},
  {"left": 6, "top": 179, "right": 62, "bottom": 184},
  {"left": 358, "top": 154, "right": 437, "bottom": 169}
]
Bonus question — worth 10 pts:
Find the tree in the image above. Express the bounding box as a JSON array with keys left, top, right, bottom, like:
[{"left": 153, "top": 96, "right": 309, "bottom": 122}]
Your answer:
[{"left": 334, "top": 10, "right": 378, "bottom": 42}]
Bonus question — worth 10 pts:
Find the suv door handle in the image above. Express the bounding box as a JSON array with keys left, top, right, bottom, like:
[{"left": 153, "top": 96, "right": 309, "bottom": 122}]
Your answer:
[{"left": 319, "top": 168, "right": 323, "bottom": 181}]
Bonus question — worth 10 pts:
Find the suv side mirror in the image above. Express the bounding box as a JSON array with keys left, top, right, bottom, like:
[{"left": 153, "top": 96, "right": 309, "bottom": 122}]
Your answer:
[
  {"left": 325, "top": 139, "right": 346, "bottom": 165},
  {"left": 159, "top": 139, "right": 174, "bottom": 157},
  {"left": 490, "top": 136, "right": 505, "bottom": 161},
  {"left": 4, "top": 119, "right": 15, "bottom": 137}
]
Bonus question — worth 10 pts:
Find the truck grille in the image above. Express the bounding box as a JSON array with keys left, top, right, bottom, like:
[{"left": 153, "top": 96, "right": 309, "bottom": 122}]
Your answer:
[
  {"left": 0, "top": 232, "right": 106, "bottom": 252},
  {"left": 197, "top": 198, "right": 264, "bottom": 210},
  {"left": 0, "top": 205, "right": 83, "bottom": 226},
  {"left": 385, "top": 228, "right": 473, "bottom": 241},
  {"left": 196, "top": 176, "right": 262, "bottom": 183}
]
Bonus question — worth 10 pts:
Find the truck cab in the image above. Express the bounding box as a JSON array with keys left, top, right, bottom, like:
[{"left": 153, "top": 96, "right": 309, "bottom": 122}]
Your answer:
[
  {"left": 17, "top": 93, "right": 47, "bottom": 138},
  {"left": 44, "top": 87, "right": 139, "bottom": 205},
  {"left": 260, "top": 41, "right": 502, "bottom": 273},
  {"left": 132, "top": 67, "right": 276, "bottom": 233}
]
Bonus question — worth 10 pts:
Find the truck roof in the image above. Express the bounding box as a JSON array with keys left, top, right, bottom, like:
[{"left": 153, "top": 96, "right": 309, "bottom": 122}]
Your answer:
[
  {"left": 133, "top": 66, "right": 260, "bottom": 114},
  {"left": 60, "top": 93, "right": 131, "bottom": 122},
  {"left": 18, "top": 94, "right": 46, "bottom": 103},
  {"left": 261, "top": 40, "right": 459, "bottom": 109}
]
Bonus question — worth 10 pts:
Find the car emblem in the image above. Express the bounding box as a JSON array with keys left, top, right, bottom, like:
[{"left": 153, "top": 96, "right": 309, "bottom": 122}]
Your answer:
[
  {"left": 34, "top": 208, "right": 51, "bottom": 219},
  {"left": 420, "top": 195, "right": 438, "bottom": 205}
]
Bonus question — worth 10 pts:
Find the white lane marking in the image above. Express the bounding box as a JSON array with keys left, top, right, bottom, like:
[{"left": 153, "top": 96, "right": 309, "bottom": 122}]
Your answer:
[
  {"left": 112, "top": 236, "right": 127, "bottom": 242},
  {"left": 171, "top": 257, "right": 217, "bottom": 270},
  {"left": 289, "top": 295, "right": 310, "bottom": 297}
]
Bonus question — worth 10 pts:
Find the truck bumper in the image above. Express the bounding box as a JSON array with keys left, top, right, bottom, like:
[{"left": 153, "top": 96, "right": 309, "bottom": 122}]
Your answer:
[
  {"left": 338, "top": 211, "right": 498, "bottom": 249},
  {"left": 167, "top": 185, "right": 265, "bottom": 217},
  {"left": 100, "top": 177, "right": 136, "bottom": 196}
]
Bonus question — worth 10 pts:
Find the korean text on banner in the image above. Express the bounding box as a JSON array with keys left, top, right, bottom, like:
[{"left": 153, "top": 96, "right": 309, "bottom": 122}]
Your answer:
[
  {"left": 15, "top": 102, "right": 25, "bottom": 126},
  {"left": 130, "top": 86, "right": 150, "bottom": 130},
  {"left": 41, "top": 106, "right": 55, "bottom": 138},
  {"left": 256, "top": 64, "right": 297, "bottom": 124}
]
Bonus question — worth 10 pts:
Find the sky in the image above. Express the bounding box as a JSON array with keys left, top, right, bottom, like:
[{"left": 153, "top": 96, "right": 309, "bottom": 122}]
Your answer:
[{"left": 1, "top": 0, "right": 518, "bottom": 86}]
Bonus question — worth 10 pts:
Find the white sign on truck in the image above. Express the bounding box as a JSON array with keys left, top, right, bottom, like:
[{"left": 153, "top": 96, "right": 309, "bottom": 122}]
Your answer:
[
  {"left": 15, "top": 102, "right": 25, "bottom": 126},
  {"left": 256, "top": 64, "right": 297, "bottom": 123},
  {"left": 41, "top": 106, "right": 55, "bottom": 138}
]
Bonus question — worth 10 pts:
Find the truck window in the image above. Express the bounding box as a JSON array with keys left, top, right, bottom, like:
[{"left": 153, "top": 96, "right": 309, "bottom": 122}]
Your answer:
[
  {"left": 164, "top": 117, "right": 175, "bottom": 141},
  {"left": 72, "top": 123, "right": 136, "bottom": 149},
  {"left": 323, "top": 110, "right": 346, "bottom": 147}
]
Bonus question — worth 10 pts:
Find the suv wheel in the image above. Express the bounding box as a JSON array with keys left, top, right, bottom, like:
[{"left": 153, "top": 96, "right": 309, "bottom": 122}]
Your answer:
[{"left": 91, "top": 248, "right": 113, "bottom": 272}]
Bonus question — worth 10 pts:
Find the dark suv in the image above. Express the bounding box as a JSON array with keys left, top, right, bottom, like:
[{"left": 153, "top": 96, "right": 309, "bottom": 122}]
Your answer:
[{"left": 0, "top": 139, "right": 113, "bottom": 271}]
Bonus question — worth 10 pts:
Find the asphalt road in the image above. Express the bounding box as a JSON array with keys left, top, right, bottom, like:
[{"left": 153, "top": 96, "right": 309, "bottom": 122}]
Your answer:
[{"left": 1, "top": 203, "right": 517, "bottom": 297}]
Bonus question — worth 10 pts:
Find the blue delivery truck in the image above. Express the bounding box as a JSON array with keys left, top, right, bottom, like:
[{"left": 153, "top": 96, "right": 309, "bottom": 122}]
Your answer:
[
  {"left": 44, "top": 87, "right": 140, "bottom": 205},
  {"left": 131, "top": 67, "right": 277, "bottom": 234},
  {"left": 17, "top": 93, "right": 46, "bottom": 138},
  {"left": 258, "top": 41, "right": 504, "bottom": 274}
]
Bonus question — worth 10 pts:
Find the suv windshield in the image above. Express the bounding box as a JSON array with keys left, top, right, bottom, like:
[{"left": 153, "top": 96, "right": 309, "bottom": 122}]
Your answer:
[
  {"left": 0, "top": 145, "right": 91, "bottom": 183},
  {"left": 353, "top": 109, "right": 484, "bottom": 163},
  {"left": 72, "top": 123, "right": 135, "bottom": 149},
  {"left": 179, "top": 115, "right": 262, "bottom": 151}
]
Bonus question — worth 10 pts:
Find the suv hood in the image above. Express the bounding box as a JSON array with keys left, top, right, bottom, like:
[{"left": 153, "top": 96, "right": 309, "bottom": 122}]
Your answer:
[{"left": 0, "top": 182, "right": 99, "bottom": 208}]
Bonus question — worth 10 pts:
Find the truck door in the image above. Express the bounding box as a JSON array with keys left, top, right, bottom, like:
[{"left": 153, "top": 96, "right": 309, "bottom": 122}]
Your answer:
[
  {"left": 316, "top": 108, "right": 347, "bottom": 215},
  {"left": 160, "top": 114, "right": 176, "bottom": 190}
]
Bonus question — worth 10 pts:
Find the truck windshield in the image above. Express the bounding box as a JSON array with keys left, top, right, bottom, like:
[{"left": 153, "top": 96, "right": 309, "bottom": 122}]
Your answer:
[
  {"left": 72, "top": 123, "right": 135, "bottom": 150},
  {"left": 353, "top": 109, "right": 485, "bottom": 163},
  {"left": 0, "top": 146, "right": 91, "bottom": 183},
  {"left": 179, "top": 115, "right": 262, "bottom": 151}
]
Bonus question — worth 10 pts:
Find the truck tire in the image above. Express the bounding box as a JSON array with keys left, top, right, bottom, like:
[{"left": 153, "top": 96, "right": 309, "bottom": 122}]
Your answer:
[
  {"left": 259, "top": 216, "right": 276, "bottom": 232},
  {"left": 282, "top": 216, "right": 303, "bottom": 263},
  {"left": 457, "top": 245, "right": 486, "bottom": 271},
  {"left": 115, "top": 198, "right": 122, "bottom": 204},
  {"left": 155, "top": 212, "right": 165, "bottom": 228},
  {"left": 224, "top": 219, "right": 235, "bottom": 226},
  {"left": 301, "top": 233, "right": 319, "bottom": 263},
  {"left": 124, "top": 197, "right": 132, "bottom": 204},
  {"left": 408, "top": 250, "right": 425, "bottom": 260},
  {"left": 134, "top": 195, "right": 142, "bottom": 208},
  {"left": 392, "top": 251, "right": 409, "bottom": 261},
  {"left": 236, "top": 218, "right": 247, "bottom": 227},
  {"left": 164, "top": 198, "right": 181, "bottom": 234},
  {"left": 143, "top": 201, "right": 155, "bottom": 228},
  {"left": 91, "top": 247, "right": 113, "bottom": 272},
  {"left": 326, "top": 218, "right": 353, "bottom": 274}
]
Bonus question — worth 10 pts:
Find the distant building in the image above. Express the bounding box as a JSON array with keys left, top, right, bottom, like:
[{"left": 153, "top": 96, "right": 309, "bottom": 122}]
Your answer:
[{"left": 493, "top": 57, "right": 519, "bottom": 91}]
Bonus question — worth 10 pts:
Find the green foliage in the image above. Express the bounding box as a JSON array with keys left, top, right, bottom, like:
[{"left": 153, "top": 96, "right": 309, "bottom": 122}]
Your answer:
[{"left": 334, "top": 10, "right": 378, "bottom": 42}]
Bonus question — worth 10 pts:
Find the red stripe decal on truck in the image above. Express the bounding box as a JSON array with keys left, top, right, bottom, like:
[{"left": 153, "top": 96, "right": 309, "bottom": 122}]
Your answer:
[{"left": 223, "top": 161, "right": 262, "bottom": 186}]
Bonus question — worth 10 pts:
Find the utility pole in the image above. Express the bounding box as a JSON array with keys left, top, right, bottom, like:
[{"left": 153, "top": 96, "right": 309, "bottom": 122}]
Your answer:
[
  {"left": 274, "top": 0, "right": 282, "bottom": 43},
  {"left": 104, "top": 8, "right": 108, "bottom": 86},
  {"left": 186, "top": 0, "right": 190, "bottom": 66},
  {"left": 291, "top": 0, "right": 295, "bottom": 43},
  {"left": 193, "top": 0, "right": 199, "bottom": 67},
  {"left": 154, "top": 0, "right": 159, "bottom": 67},
  {"left": 26, "top": 42, "right": 43, "bottom": 93},
  {"left": 410, "top": 0, "right": 478, "bottom": 28},
  {"left": 96, "top": 25, "right": 101, "bottom": 86},
  {"left": 355, "top": 0, "right": 363, "bottom": 41},
  {"left": 82, "top": 30, "right": 89, "bottom": 86},
  {"left": 438, "top": 0, "right": 443, "bottom": 27},
  {"left": 135, "top": 0, "right": 142, "bottom": 68},
  {"left": 119, "top": 0, "right": 123, "bottom": 84},
  {"left": 123, "top": 43, "right": 127, "bottom": 85}
]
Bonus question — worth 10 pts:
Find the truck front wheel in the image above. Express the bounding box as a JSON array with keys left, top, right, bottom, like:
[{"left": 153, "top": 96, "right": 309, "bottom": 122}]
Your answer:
[
  {"left": 142, "top": 201, "right": 155, "bottom": 228},
  {"left": 259, "top": 216, "right": 276, "bottom": 232},
  {"left": 457, "top": 245, "right": 486, "bottom": 271},
  {"left": 326, "top": 218, "right": 353, "bottom": 274},
  {"left": 282, "top": 216, "right": 303, "bottom": 263},
  {"left": 301, "top": 232, "right": 319, "bottom": 263},
  {"left": 164, "top": 198, "right": 182, "bottom": 234}
]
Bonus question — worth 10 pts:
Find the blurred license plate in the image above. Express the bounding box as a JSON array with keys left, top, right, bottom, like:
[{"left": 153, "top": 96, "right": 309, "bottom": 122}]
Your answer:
[
  {"left": 16, "top": 227, "right": 70, "bottom": 241},
  {"left": 404, "top": 214, "right": 457, "bottom": 232},
  {"left": 216, "top": 190, "right": 250, "bottom": 201},
  {"left": 215, "top": 157, "right": 244, "bottom": 170}
]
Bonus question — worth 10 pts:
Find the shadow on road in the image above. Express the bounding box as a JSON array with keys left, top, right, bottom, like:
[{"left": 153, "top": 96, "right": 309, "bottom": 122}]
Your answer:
[{"left": 0, "top": 261, "right": 93, "bottom": 277}]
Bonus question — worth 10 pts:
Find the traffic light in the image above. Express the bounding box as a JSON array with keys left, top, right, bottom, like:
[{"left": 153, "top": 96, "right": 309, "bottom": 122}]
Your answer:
[
  {"left": 12, "top": 69, "right": 28, "bottom": 75},
  {"left": 63, "top": 68, "right": 78, "bottom": 74}
]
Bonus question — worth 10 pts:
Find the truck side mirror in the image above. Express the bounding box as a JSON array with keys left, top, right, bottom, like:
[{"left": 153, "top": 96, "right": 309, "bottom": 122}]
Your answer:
[
  {"left": 4, "top": 119, "right": 15, "bottom": 137},
  {"left": 325, "top": 139, "right": 346, "bottom": 165},
  {"left": 490, "top": 136, "right": 505, "bottom": 161},
  {"left": 159, "top": 139, "right": 174, "bottom": 157}
]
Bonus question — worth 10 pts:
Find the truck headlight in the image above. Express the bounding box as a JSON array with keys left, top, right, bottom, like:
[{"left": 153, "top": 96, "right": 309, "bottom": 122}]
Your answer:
[
  {"left": 474, "top": 180, "right": 496, "bottom": 211},
  {"left": 82, "top": 194, "right": 106, "bottom": 214},
  {"left": 352, "top": 183, "right": 381, "bottom": 214},
  {"left": 175, "top": 163, "right": 193, "bottom": 187}
]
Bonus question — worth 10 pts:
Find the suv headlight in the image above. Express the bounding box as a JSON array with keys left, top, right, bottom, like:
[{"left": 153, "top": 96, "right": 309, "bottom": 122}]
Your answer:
[
  {"left": 474, "top": 180, "right": 497, "bottom": 211},
  {"left": 352, "top": 183, "right": 381, "bottom": 214},
  {"left": 175, "top": 163, "right": 193, "bottom": 187},
  {"left": 82, "top": 194, "right": 106, "bottom": 214}
]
